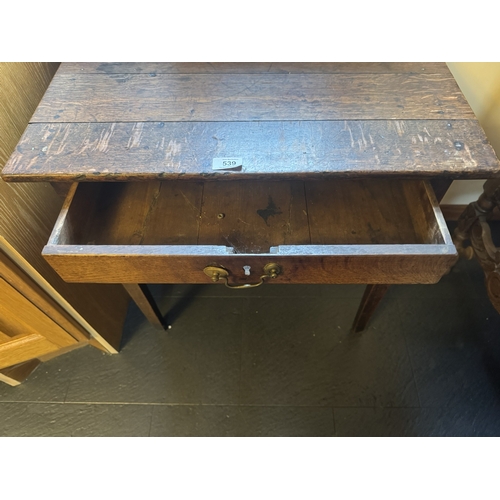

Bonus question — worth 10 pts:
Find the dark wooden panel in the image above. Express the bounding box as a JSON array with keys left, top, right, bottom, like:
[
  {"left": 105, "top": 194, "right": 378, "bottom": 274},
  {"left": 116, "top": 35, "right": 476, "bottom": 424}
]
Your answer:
[
  {"left": 199, "top": 181, "right": 310, "bottom": 252},
  {"left": 86, "top": 182, "right": 167, "bottom": 245},
  {"left": 305, "top": 179, "right": 423, "bottom": 244},
  {"left": 30, "top": 73, "right": 473, "bottom": 123},
  {"left": 142, "top": 181, "right": 203, "bottom": 245},
  {"left": 52, "top": 180, "right": 443, "bottom": 248},
  {"left": 42, "top": 178, "right": 457, "bottom": 285},
  {"left": 57, "top": 62, "right": 451, "bottom": 75},
  {"left": 4, "top": 120, "right": 497, "bottom": 181},
  {"left": 42, "top": 250, "right": 457, "bottom": 285},
  {"left": 68, "top": 181, "right": 204, "bottom": 245}
]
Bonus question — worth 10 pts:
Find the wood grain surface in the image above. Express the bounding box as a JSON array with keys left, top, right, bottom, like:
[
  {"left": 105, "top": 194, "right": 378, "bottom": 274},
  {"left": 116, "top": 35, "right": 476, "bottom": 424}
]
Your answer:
[
  {"left": 0, "top": 276, "right": 75, "bottom": 349},
  {"left": 3, "top": 62, "right": 498, "bottom": 181},
  {"left": 0, "top": 62, "right": 60, "bottom": 166},
  {"left": 4, "top": 120, "right": 496, "bottom": 181},
  {"left": 0, "top": 332, "right": 59, "bottom": 370},
  {"left": 42, "top": 179, "right": 457, "bottom": 284},
  {"left": 30, "top": 72, "right": 473, "bottom": 123},
  {"left": 57, "top": 62, "right": 451, "bottom": 75},
  {"left": 0, "top": 62, "right": 129, "bottom": 353},
  {"left": 53, "top": 179, "right": 444, "bottom": 247},
  {"left": 42, "top": 251, "right": 457, "bottom": 285},
  {"left": 0, "top": 251, "right": 89, "bottom": 343}
]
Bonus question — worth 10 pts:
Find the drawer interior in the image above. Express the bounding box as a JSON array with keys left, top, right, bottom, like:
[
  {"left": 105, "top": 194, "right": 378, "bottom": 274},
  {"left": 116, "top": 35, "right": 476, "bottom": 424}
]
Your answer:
[{"left": 54, "top": 179, "right": 448, "bottom": 252}]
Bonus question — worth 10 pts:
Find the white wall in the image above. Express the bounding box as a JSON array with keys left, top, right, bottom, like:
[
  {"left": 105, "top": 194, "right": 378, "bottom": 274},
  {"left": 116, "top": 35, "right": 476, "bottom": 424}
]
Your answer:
[{"left": 441, "top": 63, "right": 500, "bottom": 204}]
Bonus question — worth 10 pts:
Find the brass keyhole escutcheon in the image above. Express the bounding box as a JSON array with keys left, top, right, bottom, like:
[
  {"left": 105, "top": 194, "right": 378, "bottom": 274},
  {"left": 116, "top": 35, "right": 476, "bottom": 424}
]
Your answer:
[{"left": 203, "top": 263, "right": 281, "bottom": 289}]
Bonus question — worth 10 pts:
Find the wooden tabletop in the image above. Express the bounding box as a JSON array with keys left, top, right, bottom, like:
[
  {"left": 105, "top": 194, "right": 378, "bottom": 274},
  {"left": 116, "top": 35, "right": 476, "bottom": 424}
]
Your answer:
[{"left": 2, "top": 62, "right": 499, "bottom": 182}]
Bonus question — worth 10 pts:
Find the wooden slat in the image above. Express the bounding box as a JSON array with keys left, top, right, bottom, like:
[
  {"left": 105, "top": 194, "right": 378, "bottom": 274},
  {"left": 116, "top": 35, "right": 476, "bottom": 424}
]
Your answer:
[
  {"left": 0, "top": 333, "right": 59, "bottom": 370},
  {"left": 57, "top": 62, "right": 451, "bottom": 75},
  {"left": 30, "top": 73, "right": 474, "bottom": 123},
  {"left": 4, "top": 120, "right": 498, "bottom": 182}
]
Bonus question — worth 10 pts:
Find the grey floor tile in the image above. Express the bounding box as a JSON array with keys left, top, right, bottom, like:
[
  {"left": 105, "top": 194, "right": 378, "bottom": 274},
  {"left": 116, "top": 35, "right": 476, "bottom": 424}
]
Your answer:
[
  {"left": 0, "top": 402, "right": 152, "bottom": 436},
  {"left": 65, "top": 298, "right": 244, "bottom": 404},
  {"left": 149, "top": 281, "right": 366, "bottom": 302},
  {"left": 150, "top": 404, "right": 334, "bottom": 436},
  {"left": 6, "top": 236, "right": 500, "bottom": 438},
  {"left": 239, "top": 296, "right": 418, "bottom": 408},
  {"left": 318, "top": 284, "right": 366, "bottom": 299},
  {"left": 417, "top": 405, "right": 500, "bottom": 436},
  {"left": 150, "top": 405, "right": 241, "bottom": 436},
  {"left": 335, "top": 407, "right": 423, "bottom": 436},
  {"left": 236, "top": 405, "right": 334, "bottom": 436},
  {"left": 150, "top": 283, "right": 328, "bottom": 300},
  {"left": 398, "top": 295, "right": 500, "bottom": 409},
  {"left": 335, "top": 405, "right": 500, "bottom": 437}
]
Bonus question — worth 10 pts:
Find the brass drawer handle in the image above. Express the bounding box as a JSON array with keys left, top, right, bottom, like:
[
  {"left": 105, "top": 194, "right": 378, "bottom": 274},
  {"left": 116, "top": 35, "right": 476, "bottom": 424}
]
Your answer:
[{"left": 203, "top": 263, "right": 281, "bottom": 289}]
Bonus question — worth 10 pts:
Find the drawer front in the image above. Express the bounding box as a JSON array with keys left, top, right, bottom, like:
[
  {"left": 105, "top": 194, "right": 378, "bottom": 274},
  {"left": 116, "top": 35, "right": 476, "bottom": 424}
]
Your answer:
[
  {"left": 43, "top": 179, "right": 457, "bottom": 286},
  {"left": 43, "top": 249, "right": 456, "bottom": 285}
]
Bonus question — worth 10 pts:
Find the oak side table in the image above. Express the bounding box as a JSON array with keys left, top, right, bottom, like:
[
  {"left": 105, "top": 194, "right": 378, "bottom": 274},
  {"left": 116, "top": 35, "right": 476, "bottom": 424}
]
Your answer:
[{"left": 3, "top": 62, "right": 499, "bottom": 344}]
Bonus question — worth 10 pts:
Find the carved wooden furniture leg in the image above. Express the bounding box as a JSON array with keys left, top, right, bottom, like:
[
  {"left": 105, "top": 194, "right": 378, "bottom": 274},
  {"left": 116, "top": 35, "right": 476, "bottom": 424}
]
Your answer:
[
  {"left": 122, "top": 284, "right": 167, "bottom": 330},
  {"left": 453, "top": 178, "right": 500, "bottom": 314},
  {"left": 351, "top": 284, "right": 391, "bottom": 333}
]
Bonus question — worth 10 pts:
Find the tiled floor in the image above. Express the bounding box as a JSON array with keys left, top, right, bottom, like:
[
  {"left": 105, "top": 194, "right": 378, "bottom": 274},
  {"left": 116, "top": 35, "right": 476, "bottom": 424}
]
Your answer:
[{"left": 2, "top": 232, "right": 500, "bottom": 436}]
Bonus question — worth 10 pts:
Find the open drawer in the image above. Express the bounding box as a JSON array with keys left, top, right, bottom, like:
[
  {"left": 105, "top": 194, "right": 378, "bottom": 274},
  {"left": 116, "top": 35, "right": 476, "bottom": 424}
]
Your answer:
[{"left": 43, "top": 179, "right": 457, "bottom": 286}]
